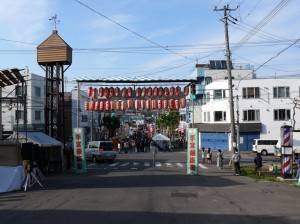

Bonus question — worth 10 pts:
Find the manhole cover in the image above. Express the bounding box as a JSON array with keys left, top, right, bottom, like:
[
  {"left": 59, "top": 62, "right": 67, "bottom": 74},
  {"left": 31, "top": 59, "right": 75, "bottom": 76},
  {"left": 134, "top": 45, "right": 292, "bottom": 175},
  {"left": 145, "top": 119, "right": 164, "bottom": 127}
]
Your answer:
[{"left": 171, "top": 192, "right": 198, "bottom": 198}]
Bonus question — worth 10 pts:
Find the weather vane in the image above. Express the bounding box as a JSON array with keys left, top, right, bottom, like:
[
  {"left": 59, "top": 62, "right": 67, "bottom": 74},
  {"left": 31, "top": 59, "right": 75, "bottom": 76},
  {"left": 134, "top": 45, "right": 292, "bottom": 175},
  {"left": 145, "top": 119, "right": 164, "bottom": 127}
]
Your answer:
[{"left": 49, "top": 14, "right": 60, "bottom": 31}]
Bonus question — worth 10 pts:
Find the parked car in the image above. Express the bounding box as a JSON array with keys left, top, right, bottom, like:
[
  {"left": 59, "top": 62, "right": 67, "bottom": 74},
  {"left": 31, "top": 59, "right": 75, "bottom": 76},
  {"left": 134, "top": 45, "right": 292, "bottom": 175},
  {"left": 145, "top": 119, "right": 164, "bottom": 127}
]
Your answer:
[
  {"left": 252, "top": 139, "right": 278, "bottom": 155},
  {"left": 85, "top": 141, "right": 117, "bottom": 163}
]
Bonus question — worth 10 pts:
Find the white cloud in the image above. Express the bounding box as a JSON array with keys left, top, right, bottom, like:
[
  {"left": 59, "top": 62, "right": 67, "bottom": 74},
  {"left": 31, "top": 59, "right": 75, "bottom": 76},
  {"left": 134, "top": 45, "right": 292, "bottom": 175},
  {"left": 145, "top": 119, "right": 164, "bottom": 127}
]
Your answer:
[{"left": 0, "top": 0, "right": 51, "bottom": 45}]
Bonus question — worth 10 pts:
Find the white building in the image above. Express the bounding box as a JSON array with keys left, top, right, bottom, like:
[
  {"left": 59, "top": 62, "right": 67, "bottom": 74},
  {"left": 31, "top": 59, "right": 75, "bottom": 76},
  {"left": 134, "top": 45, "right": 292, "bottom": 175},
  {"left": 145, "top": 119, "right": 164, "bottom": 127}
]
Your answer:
[
  {"left": 193, "top": 78, "right": 300, "bottom": 151},
  {"left": 1, "top": 68, "right": 45, "bottom": 139},
  {"left": 179, "top": 61, "right": 255, "bottom": 132}
]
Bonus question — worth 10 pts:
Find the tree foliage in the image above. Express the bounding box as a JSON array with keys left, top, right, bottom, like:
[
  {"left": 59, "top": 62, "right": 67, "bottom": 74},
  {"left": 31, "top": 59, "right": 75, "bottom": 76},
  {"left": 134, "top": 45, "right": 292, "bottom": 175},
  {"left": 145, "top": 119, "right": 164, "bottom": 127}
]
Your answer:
[
  {"left": 102, "top": 115, "right": 120, "bottom": 137},
  {"left": 156, "top": 111, "right": 179, "bottom": 137}
]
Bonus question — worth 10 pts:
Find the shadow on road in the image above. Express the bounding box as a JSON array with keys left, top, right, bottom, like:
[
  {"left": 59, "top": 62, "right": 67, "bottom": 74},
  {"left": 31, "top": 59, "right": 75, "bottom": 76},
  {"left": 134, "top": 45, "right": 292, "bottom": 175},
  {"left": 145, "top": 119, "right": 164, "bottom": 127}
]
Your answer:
[{"left": 0, "top": 209, "right": 293, "bottom": 224}]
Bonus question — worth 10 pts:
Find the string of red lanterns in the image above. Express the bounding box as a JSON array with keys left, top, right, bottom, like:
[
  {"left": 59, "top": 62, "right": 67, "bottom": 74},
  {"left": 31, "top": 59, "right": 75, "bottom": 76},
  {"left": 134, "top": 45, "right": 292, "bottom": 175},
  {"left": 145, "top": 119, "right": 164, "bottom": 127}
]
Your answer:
[
  {"left": 85, "top": 98, "right": 187, "bottom": 111},
  {"left": 85, "top": 85, "right": 189, "bottom": 111},
  {"left": 87, "top": 85, "right": 189, "bottom": 99}
]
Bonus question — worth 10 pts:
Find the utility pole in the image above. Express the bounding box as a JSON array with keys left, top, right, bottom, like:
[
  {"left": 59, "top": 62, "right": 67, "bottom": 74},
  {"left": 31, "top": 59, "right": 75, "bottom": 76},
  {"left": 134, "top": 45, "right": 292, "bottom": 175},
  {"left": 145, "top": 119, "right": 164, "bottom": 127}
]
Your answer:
[
  {"left": 77, "top": 81, "right": 80, "bottom": 128},
  {"left": 236, "top": 95, "right": 240, "bottom": 149},
  {"left": 214, "top": 5, "right": 237, "bottom": 152}
]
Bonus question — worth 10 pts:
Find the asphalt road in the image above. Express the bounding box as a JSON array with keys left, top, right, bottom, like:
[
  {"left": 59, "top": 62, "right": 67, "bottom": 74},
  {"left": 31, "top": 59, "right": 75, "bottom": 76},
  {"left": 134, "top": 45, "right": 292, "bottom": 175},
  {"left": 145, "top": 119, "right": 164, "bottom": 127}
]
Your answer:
[{"left": 1, "top": 150, "right": 299, "bottom": 224}]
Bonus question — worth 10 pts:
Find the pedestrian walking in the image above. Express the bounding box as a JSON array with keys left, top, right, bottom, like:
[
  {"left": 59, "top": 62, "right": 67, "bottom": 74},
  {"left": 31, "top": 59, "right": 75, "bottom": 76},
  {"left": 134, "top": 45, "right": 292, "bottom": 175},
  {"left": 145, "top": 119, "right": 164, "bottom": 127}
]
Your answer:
[
  {"left": 254, "top": 153, "right": 263, "bottom": 176},
  {"left": 216, "top": 149, "right": 223, "bottom": 169},
  {"left": 207, "top": 148, "right": 212, "bottom": 164},
  {"left": 231, "top": 148, "right": 241, "bottom": 175},
  {"left": 201, "top": 147, "right": 206, "bottom": 163}
]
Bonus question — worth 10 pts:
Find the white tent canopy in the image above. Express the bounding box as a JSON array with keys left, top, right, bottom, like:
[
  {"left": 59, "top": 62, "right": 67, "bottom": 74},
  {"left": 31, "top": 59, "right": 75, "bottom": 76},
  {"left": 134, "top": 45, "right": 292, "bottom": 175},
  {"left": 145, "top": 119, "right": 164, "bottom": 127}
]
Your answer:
[
  {"left": 152, "top": 134, "right": 170, "bottom": 150},
  {"left": 6, "top": 132, "right": 63, "bottom": 147},
  {"left": 152, "top": 134, "right": 170, "bottom": 141}
]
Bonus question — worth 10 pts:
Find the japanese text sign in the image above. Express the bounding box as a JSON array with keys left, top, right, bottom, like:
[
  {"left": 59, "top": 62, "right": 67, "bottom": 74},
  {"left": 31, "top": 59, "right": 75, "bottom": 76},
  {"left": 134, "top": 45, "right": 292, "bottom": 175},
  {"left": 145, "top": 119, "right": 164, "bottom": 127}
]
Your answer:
[
  {"left": 72, "top": 128, "right": 87, "bottom": 173},
  {"left": 187, "top": 128, "right": 198, "bottom": 175}
]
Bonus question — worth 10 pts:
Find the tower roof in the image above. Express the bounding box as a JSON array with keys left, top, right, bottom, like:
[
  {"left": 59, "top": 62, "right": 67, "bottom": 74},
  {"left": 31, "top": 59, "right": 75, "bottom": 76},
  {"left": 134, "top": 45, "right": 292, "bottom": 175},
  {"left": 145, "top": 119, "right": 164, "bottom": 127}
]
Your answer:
[{"left": 37, "top": 30, "right": 72, "bottom": 65}]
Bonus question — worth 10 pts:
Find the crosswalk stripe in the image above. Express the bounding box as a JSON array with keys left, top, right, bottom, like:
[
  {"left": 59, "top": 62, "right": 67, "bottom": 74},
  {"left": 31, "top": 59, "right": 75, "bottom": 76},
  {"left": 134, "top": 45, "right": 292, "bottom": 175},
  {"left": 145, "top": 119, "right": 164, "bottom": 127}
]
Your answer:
[
  {"left": 109, "top": 162, "right": 119, "bottom": 167},
  {"left": 155, "top": 162, "right": 162, "bottom": 167},
  {"left": 166, "top": 163, "right": 173, "bottom": 167},
  {"left": 198, "top": 163, "right": 208, "bottom": 169},
  {"left": 176, "top": 163, "right": 184, "bottom": 167},
  {"left": 120, "top": 162, "right": 129, "bottom": 167},
  {"left": 133, "top": 162, "right": 139, "bottom": 166},
  {"left": 144, "top": 162, "right": 151, "bottom": 167}
]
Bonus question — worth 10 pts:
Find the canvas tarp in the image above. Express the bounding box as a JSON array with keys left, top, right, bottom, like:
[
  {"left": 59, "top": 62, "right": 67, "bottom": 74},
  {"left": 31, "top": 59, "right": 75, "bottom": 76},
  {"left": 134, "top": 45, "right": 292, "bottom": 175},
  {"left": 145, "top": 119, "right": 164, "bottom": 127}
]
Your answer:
[{"left": 5, "top": 132, "right": 63, "bottom": 147}]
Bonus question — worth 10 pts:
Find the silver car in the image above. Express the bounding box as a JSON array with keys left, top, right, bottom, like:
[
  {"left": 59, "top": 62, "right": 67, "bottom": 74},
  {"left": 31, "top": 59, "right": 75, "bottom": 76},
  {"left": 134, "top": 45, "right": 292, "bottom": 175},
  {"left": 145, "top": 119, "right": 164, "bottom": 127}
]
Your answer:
[{"left": 85, "top": 141, "right": 117, "bottom": 163}]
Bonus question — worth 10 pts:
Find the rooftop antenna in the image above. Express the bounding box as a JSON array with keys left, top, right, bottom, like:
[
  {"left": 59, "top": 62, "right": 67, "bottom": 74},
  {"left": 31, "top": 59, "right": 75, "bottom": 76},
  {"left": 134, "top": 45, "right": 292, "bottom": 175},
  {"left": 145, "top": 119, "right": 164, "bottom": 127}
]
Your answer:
[{"left": 49, "top": 14, "right": 60, "bottom": 31}]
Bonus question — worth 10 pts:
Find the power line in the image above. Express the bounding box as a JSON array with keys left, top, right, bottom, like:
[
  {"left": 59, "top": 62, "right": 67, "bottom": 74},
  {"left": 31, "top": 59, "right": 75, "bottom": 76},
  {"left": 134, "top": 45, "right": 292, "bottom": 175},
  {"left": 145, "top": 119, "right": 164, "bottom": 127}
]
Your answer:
[
  {"left": 232, "top": 0, "right": 292, "bottom": 52},
  {"left": 73, "top": 0, "right": 197, "bottom": 62},
  {"left": 236, "top": 38, "right": 300, "bottom": 88}
]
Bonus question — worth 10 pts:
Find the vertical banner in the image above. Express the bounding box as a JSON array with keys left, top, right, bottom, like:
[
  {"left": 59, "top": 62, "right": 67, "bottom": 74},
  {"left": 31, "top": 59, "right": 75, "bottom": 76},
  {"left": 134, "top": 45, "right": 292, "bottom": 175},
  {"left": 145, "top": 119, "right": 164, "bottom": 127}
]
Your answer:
[
  {"left": 187, "top": 128, "right": 199, "bottom": 175},
  {"left": 73, "top": 128, "right": 87, "bottom": 173}
]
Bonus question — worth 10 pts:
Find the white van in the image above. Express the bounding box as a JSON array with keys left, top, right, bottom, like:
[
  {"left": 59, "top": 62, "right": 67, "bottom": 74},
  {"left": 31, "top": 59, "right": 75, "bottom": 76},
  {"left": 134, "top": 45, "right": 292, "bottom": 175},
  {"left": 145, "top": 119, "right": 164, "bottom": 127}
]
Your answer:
[
  {"left": 252, "top": 139, "right": 279, "bottom": 155},
  {"left": 85, "top": 141, "right": 117, "bottom": 163}
]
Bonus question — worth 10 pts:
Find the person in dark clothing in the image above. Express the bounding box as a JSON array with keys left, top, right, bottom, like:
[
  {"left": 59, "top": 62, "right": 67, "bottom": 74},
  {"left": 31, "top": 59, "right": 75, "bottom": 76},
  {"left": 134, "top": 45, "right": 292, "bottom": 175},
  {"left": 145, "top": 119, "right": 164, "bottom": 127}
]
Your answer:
[
  {"left": 254, "top": 153, "right": 263, "bottom": 176},
  {"left": 64, "top": 144, "right": 72, "bottom": 170}
]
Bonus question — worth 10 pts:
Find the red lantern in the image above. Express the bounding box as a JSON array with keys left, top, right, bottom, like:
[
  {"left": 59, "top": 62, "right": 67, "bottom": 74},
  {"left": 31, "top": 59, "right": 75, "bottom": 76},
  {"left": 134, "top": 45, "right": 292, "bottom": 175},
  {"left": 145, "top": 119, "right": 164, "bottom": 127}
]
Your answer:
[
  {"left": 121, "top": 100, "right": 127, "bottom": 111},
  {"left": 105, "top": 101, "right": 111, "bottom": 111},
  {"left": 109, "top": 87, "right": 115, "bottom": 98},
  {"left": 136, "top": 87, "right": 142, "bottom": 97},
  {"left": 175, "top": 86, "right": 181, "bottom": 96},
  {"left": 99, "top": 87, "right": 104, "bottom": 97},
  {"left": 99, "top": 101, "right": 104, "bottom": 111},
  {"left": 141, "top": 87, "right": 147, "bottom": 97},
  {"left": 140, "top": 99, "right": 146, "bottom": 110},
  {"left": 85, "top": 101, "right": 89, "bottom": 110},
  {"left": 115, "top": 87, "right": 120, "bottom": 97},
  {"left": 168, "top": 99, "right": 175, "bottom": 109},
  {"left": 153, "top": 87, "right": 158, "bottom": 97},
  {"left": 110, "top": 101, "right": 115, "bottom": 110},
  {"left": 147, "top": 87, "right": 152, "bottom": 97},
  {"left": 163, "top": 87, "right": 169, "bottom": 97},
  {"left": 135, "top": 100, "right": 141, "bottom": 110},
  {"left": 180, "top": 98, "right": 186, "bottom": 108},
  {"left": 127, "top": 99, "right": 133, "bottom": 109},
  {"left": 157, "top": 99, "right": 162, "bottom": 110},
  {"left": 121, "top": 88, "right": 128, "bottom": 98},
  {"left": 158, "top": 87, "right": 163, "bottom": 97},
  {"left": 115, "top": 100, "right": 121, "bottom": 110},
  {"left": 146, "top": 99, "right": 151, "bottom": 110},
  {"left": 104, "top": 87, "right": 110, "bottom": 98},
  {"left": 93, "top": 88, "right": 98, "bottom": 99},
  {"left": 151, "top": 99, "right": 157, "bottom": 109},
  {"left": 175, "top": 99, "right": 180, "bottom": 110},
  {"left": 87, "top": 87, "right": 93, "bottom": 97},
  {"left": 170, "top": 87, "right": 175, "bottom": 97},
  {"left": 89, "top": 101, "right": 96, "bottom": 111},
  {"left": 128, "top": 87, "right": 133, "bottom": 97},
  {"left": 95, "top": 101, "right": 100, "bottom": 110},
  {"left": 163, "top": 100, "right": 168, "bottom": 109},
  {"left": 184, "top": 85, "right": 189, "bottom": 96}
]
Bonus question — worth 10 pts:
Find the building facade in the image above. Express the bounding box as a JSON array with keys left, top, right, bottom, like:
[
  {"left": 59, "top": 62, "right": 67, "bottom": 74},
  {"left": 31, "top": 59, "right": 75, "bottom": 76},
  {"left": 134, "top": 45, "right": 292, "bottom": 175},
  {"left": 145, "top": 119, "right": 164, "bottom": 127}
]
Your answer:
[
  {"left": 194, "top": 78, "right": 300, "bottom": 151},
  {"left": 1, "top": 68, "right": 45, "bottom": 139}
]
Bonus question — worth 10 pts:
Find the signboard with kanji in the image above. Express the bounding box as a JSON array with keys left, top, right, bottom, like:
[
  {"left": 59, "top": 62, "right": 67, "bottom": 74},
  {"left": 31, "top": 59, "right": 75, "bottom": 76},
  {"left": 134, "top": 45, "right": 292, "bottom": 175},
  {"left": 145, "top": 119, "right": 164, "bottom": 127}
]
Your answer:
[
  {"left": 187, "top": 128, "right": 198, "bottom": 175},
  {"left": 72, "top": 128, "right": 87, "bottom": 173}
]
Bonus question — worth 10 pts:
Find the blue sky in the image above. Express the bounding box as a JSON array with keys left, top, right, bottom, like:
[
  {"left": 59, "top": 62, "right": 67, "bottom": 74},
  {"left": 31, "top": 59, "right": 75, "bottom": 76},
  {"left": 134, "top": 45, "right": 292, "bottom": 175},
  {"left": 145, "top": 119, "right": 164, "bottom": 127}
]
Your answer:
[{"left": 0, "top": 0, "right": 299, "bottom": 90}]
